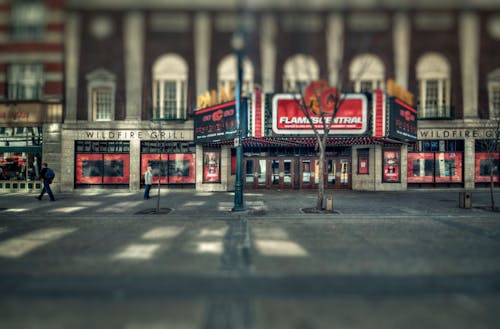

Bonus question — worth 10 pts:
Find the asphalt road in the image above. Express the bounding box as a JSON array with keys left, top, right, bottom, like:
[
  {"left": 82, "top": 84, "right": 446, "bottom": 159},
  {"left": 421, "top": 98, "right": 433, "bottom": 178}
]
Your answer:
[{"left": 1, "top": 213, "right": 499, "bottom": 329}]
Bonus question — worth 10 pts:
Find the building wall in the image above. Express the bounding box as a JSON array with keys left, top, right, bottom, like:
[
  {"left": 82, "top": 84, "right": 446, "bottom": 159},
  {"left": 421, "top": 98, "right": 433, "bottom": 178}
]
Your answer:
[
  {"left": 62, "top": 2, "right": 500, "bottom": 191},
  {"left": 0, "top": 0, "right": 65, "bottom": 192}
]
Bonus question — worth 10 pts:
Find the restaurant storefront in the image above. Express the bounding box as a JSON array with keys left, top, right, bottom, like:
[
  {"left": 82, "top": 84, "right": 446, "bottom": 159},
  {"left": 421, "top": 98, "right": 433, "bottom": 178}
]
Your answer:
[
  {"left": 0, "top": 103, "right": 62, "bottom": 192},
  {"left": 194, "top": 88, "right": 417, "bottom": 192},
  {"left": 60, "top": 125, "right": 195, "bottom": 191}
]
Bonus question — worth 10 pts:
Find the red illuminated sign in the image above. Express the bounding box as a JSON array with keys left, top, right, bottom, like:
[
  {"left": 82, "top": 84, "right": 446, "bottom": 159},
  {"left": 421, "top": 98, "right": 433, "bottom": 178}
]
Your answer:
[{"left": 272, "top": 94, "right": 367, "bottom": 135}]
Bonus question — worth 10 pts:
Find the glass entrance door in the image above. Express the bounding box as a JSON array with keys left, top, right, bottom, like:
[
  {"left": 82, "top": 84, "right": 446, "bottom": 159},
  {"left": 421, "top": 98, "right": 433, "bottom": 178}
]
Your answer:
[{"left": 270, "top": 158, "right": 295, "bottom": 189}]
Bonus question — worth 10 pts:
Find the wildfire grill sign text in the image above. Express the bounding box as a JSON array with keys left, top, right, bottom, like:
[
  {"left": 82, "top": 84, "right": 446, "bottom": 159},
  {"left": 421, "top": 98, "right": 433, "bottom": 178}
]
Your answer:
[
  {"left": 194, "top": 100, "right": 246, "bottom": 143},
  {"left": 272, "top": 94, "right": 368, "bottom": 135}
]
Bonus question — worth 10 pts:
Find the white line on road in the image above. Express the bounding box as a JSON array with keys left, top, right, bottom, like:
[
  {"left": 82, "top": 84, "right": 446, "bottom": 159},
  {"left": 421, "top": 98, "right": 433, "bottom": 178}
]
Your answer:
[{"left": 0, "top": 228, "right": 77, "bottom": 258}]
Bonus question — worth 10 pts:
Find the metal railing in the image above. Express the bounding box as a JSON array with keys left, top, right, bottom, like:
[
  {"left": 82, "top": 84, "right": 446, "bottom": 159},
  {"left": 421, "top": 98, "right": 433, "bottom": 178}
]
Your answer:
[
  {"left": 417, "top": 106, "right": 455, "bottom": 120},
  {"left": 152, "top": 108, "right": 187, "bottom": 121}
]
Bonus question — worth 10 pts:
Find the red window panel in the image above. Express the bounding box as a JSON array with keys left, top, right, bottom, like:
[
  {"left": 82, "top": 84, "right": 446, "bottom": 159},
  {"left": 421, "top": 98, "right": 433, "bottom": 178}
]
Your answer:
[
  {"left": 475, "top": 152, "right": 500, "bottom": 182},
  {"left": 435, "top": 152, "right": 463, "bottom": 183},
  {"left": 75, "top": 154, "right": 103, "bottom": 184},
  {"left": 141, "top": 153, "right": 196, "bottom": 184},
  {"left": 102, "top": 154, "right": 130, "bottom": 184},
  {"left": 407, "top": 152, "right": 435, "bottom": 183}
]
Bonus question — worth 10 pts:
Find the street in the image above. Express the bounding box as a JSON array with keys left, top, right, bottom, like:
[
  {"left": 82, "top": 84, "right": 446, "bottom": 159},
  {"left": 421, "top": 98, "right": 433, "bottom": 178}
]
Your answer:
[{"left": 1, "top": 190, "right": 499, "bottom": 329}]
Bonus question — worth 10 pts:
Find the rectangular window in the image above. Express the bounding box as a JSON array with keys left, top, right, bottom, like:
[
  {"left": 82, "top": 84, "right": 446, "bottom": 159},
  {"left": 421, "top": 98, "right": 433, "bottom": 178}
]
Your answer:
[
  {"left": 163, "top": 81, "right": 177, "bottom": 119},
  {"left": 357, "top": 148, "right": 369, "bottom": 174},
  {"left": 425, "top": 80, "right": 439, "bottom": 117},
  {"left": 383, "top": 149, "right": 400, "bottom": 183},
  {"left": 493, "top": 87, "right": 500, "bottom": 118},
  {"left": 92, "top": 88, "right": 113, "bottom": 121},
  {"left": 7, "top": 64, "right": 44, "bottom": 101},
  {"left": 359, "top": 81, "right": 373, "bottom": 93},
  {"left": 203, "top": 150, "right": 220, "bottom": 183},
  {"left": 10, "top": 1, "right": 45, "bottom": 40}
]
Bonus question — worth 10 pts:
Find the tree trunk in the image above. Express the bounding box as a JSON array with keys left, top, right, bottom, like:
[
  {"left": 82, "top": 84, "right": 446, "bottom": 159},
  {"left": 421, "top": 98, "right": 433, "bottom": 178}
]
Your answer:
[
  {"left": 489, "top": 156, "right": 496, "bottom": 210},
  {"left": 316, "top": 141, "right": 325, "bottom": 210}
]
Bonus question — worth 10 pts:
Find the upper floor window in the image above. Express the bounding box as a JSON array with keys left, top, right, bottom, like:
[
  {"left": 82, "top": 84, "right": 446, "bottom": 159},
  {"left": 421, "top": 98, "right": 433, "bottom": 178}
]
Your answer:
[
  {"left": 487, "top": 68, "right": 500, "bottom": 119},
  {"left": 283, "top": 54, "right": 319, "bottom": 93},
  {"left": 86, "top": 69, "right": 116, "bottom": 121},
  {"left": 416, "top": 53, "right": 451, "bottom": 119},
  {"left": 152, "top": 54, "right": 188, "bottom": 120},
  {"left": 350, "top": 54, "right": 385, "bottom": 92},
  {"left": 7, "top": 64, "right": 44, "bottom": 101},
  {"left": 10, "top": 1, "right": 45, "bottom": 40},
  {"left": 217, "top": 54, "right": 254, "bottom": 99}
]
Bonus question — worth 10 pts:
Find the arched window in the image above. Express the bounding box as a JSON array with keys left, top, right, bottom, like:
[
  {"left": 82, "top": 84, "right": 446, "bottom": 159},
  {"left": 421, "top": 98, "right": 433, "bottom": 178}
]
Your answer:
[
  {"left": 86, "top": 69, "right": 116, "bottom": 121},
  {"left": 350, "top": 54, "right": 385, "bottom": 92},
  {"left": 283, "top": 54, "right": 319, "bottom": 92},
  {"left": 416, "top": 53, "right": 451, "bottom": 119},
  {"left": 487, "top": 68, "right": 500, "bottom": 119},
  {"left": 217, "top": 54, "right": 254, "bottom": 98},
  {"left": 152, "top": 54, "right": 188, "bottom": 120}
]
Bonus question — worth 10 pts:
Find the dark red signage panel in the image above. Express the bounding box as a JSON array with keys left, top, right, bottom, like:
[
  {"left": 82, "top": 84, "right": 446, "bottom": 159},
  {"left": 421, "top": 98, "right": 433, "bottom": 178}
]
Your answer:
[{"left": 388, "top": 97, "right": 417, "bottom": 141}]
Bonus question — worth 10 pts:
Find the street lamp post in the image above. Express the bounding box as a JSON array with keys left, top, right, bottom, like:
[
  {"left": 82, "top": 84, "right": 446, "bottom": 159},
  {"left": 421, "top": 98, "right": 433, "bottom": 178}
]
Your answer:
[{"left": 232, "top": 32, "right": 244, "bottom": 211}]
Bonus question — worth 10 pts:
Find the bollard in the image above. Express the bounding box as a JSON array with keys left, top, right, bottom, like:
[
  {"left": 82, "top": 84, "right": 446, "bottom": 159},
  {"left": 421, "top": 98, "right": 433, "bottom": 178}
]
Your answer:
[
  {"left": 459, "top": 191, "right": 472, "bottom": 209},
  {"left": 325, "top": 194, "right": 334, "bottom": 211}
]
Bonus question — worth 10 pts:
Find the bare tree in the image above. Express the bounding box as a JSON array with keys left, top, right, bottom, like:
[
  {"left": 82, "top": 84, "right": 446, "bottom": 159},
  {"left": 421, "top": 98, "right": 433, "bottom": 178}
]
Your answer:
[{"left": 477, "top": 119, "right": 500, "bottom": 211}]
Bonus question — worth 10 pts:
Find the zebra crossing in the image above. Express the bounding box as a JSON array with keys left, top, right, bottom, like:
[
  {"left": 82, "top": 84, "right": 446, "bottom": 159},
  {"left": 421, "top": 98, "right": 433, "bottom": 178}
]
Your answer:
[{"left": 0, "top": 224, "right": 309, "bottom": 261}]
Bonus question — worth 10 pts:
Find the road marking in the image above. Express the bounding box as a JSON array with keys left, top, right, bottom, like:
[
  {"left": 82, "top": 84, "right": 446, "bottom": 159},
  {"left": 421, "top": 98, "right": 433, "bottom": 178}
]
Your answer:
[
  {"left": 50, "top": 207, "right": 85, "bottom": 213},
  {"left": 113, "top": 243, "right": 161, "bottom": 260},
  {"left": 0, "top": 228, "right": 77, "bottom": 258},
  {"left": 142, "top": 226, "right": 184, "bottom": 240},
  {"left": 255, "top": 240, "right": 308, "bottom": 257},
  {"left": 253, "top": 227, "right": 308, "bottom": 256}
]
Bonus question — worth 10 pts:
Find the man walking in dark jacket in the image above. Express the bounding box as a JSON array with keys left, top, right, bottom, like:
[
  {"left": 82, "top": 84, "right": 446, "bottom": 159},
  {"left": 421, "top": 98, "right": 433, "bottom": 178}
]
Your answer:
[{"left": 36, "top": 162, "right": 55, "bottom": 201}]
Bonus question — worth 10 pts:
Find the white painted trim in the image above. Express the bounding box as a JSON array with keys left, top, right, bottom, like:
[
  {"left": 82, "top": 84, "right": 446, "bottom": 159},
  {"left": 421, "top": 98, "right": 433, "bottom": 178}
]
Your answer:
[{"left": 0, "top": 53, "right": 64, "bottom": 62}]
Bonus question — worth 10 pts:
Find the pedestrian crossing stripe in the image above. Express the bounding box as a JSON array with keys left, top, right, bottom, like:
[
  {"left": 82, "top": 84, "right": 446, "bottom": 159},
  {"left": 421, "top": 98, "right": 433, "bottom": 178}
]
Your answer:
[{"left": 0, "top": 228, "right": 77, "bottom": 258}]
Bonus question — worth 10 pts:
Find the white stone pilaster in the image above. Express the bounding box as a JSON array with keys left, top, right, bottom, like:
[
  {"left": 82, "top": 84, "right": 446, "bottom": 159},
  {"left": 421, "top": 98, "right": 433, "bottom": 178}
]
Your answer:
[
  {"left": 460, "top": 12, "right": 479, "bottom": 119},
  {"left": 129, "top": 138, "right": 141, "bottom": 191},
  {"left": 195, "top": 12, "right": 211, "bottom": 98},
  {"left": 65, "top": 13, "right": 80, "bottom": 122},
  {"left": 60, "top": 131, "right": 75, "bottom": 192},
  {"left": 124, "top": 12, "right": 144, "bottom": 121},
  {"left": 261, "top": 14, "right": 277, "bottom": 93},
  {"left": 464, "top": 138, "right": 475, "bottom": 189},
  {"left": 326, "top": 14, "right": 344, "bottom": 88},
  {"left": 393, "top": 12, "right": 410, "bottom": 89}
]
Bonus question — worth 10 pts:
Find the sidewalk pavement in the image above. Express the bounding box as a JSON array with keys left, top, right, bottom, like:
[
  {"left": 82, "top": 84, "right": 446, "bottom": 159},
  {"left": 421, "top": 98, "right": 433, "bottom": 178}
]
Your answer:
[{"left": 1, "top": 188, "right": 499, "bottom": 220}]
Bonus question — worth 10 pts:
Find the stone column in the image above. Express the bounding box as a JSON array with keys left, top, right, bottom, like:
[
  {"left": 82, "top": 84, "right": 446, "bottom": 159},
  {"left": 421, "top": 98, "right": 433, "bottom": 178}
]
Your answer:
[
  {"left": 464, "top": 138, "right": 475, "bottom": 189},
  {"left": 64, "top": 12, "right": 80, "bottom": 122},
  {"left": 460, "top": 12, "right": 479, "bottom": 120},
  {"left": 124, "top": 12, "right": 144, "bottom": 121},
  {"left": 393, "top": 12, "right": 410, "bottom": 89},
  {"left": 60, "top": 130, "right": 75, "bottom": 192},
  {"left": 129, "top": 138, "right": 141, "bottom": 191},
  {"left": 326, "top": 14, "right": 344, "bottom": 87},
  {"left": 194, "top": 12, "right": 211, "bottom": 98},
  {"left": 261, "top": 14, "right": 277, "bottom": 93},
  {"left": 42, "top": 123, "right": 62, "bottom": 192}
]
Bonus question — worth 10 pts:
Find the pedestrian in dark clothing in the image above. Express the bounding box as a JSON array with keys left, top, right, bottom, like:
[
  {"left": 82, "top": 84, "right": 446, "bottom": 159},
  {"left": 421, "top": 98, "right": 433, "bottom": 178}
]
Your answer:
[{"left": 36, "top": 162, "right": 55, "bottom": 201}]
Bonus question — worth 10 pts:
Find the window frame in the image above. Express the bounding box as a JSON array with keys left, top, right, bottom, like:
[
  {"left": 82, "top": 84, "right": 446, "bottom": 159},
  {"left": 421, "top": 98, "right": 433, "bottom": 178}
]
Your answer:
[
  {"left": 416, "top": 53, "right": 451, "bottom": 119},
  {"left": 487, "top": 69, "right": 500, "bottom": 119},
  {"left": 7, "top": 63, "right": 44, "bottom": 101},
  {"left": 283, "top": 54, "right": 319, "bottom": 93},
  {"left": 152, "top": 54, "right": 188, "bottom": 120},
  {"left": 10, "top": 1, "right": 46, "bottom": 41},
  {"left": 349, "top": 54, "right": 385, "bottom": 93},
  {"left": 86, "top": 69, "right": 116, "bottom": 122}
]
